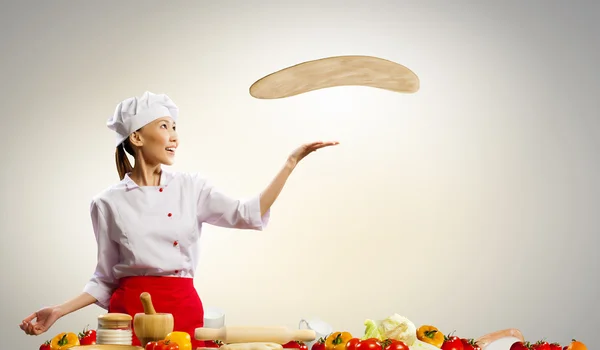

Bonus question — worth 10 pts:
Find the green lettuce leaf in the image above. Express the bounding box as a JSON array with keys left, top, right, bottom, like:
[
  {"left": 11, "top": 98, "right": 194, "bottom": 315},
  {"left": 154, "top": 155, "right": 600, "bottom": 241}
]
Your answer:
[{"left": 362, "top": 319, "right": 384, "bottom": 340}]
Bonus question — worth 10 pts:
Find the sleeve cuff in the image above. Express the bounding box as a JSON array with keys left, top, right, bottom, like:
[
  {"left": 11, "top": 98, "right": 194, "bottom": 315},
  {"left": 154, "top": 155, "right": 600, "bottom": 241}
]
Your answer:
[
  {"left": 248, "top": 193, "right": 270, "bottom": 230},
  {"left": 83, "top": 279, "right": 114, "bottom": 310}
]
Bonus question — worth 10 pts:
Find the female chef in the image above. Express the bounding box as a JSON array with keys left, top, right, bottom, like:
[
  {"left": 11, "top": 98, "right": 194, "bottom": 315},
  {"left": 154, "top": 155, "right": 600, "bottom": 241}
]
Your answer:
[{"left": 20, "top": 91, "right": 338, "bottom": 347}]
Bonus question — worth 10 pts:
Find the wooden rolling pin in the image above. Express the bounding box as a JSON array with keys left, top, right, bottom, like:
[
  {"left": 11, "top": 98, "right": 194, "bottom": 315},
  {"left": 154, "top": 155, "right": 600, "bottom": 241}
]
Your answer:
[{"left": 195, "top": 326, "right": 316, "bottom": 344}]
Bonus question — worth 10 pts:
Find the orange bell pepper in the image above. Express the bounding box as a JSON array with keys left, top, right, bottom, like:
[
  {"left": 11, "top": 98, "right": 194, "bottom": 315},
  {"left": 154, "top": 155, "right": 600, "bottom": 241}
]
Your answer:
[
  {"left": 325, "top": 331, "right": 353, "bottom": 350},
  {"left": 416, "top": 325, "right": 444, "bottom": 348},
  {"left": 50, "top": 332, "right": 80, "bottom": 350}
]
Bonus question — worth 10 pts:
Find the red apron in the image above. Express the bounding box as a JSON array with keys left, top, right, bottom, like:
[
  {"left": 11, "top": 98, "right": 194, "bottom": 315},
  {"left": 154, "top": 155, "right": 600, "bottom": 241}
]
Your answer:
[{"left": 109, "top": 276, "right": 205, "bottom": 348}]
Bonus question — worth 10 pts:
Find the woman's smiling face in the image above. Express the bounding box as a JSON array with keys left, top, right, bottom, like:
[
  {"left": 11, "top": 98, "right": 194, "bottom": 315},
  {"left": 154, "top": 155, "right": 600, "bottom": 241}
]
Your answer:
[{"left": 130, "top": 116, "right": 179, "bottom": 166}]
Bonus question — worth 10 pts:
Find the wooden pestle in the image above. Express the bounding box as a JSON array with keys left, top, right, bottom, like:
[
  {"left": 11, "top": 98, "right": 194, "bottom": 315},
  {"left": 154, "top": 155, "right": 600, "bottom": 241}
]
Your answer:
[
  {"left": 140, "top": 292, "right": 156, "bottom": 314},
  {"left": 133, "top": 292, "right": 174, "bottom": 348},
  {"left": 195, "top": 326, "right": 316, "bottom": 344}
]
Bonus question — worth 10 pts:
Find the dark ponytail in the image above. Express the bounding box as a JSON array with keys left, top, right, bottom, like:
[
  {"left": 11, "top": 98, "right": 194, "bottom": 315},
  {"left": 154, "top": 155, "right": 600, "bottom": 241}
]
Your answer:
[{"left": 115, "top": 139, "right": 135, "bottom": 180}]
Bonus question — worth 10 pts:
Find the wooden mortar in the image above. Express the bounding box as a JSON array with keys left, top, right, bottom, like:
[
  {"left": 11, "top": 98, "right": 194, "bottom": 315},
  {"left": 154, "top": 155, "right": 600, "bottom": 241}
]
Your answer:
[{"left": 133, "top": 292, "right": 174, "bottom": 347}]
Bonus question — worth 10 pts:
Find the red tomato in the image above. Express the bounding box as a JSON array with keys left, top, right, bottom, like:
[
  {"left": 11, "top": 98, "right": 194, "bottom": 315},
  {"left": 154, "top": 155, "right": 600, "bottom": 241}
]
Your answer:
[
  {"left": 346, "top": 338, "right": 361, "bottom": 350},
  {"left": 159, "top": 340, "right": 180, "bottom": 350},
  {"left": 312, "top": 337, "right": 328, "bottom": 350},
  {"left": 442, "top": 336, "right": 464, "bottom": 350},
  {"left": 510, "top": 342, "right": 532, "bottom": 350},
  {"left": 531, "top": 341, "right": 550, "bottom": 350},
  {"left": 146, "top": 340, "right": 180, "bottom": 350},
  {"left": 549, "top": 344, "right": 562, "bottom": 350},
  {"left": 78, "top": 326, "right": 97, "bottom": 345},
  {"left": 356, "top": 339, "right": 382, "bottom": 350},
  {"left": 383, "top": 339, "right": 409, "bottom": 350},
  {"left": 460, "top": 338, "right": 480, "bottom": 350},
  {"left": 283, "top": 341, "right": 308, "bottom": 350},
  {"left": 39, "top": 340, "right": 51, "bottom": 350},
  {"left": 446, "top": 335, "right": 461, "bottom": 341},
  {"left": 283, "top": 341, "right": 301, "bottom": 349}
]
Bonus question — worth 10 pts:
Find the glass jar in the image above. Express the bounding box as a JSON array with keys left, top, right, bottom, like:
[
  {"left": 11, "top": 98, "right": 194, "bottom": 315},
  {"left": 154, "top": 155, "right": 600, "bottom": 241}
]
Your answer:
[{"left": 97, "top": 313, "right": 133, "bottom": 345}]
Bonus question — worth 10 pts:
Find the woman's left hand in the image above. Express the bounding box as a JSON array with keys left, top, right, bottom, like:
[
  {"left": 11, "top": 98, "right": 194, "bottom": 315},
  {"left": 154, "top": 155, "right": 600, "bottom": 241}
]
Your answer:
[{"left": 287, "top": 141, "right": 339, "bottom": 167}]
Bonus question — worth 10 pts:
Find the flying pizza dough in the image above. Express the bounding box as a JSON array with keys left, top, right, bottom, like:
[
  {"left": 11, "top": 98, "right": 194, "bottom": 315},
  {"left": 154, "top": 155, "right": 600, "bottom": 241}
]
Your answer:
[{"left": 249, "top": 55, "right": 420, "bottom": 99}]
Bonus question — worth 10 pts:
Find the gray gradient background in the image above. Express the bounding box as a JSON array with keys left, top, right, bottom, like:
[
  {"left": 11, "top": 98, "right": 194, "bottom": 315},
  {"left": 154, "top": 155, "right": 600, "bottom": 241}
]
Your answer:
[{"left": 2, "top": 0, "right": 599, "bottom": 348}]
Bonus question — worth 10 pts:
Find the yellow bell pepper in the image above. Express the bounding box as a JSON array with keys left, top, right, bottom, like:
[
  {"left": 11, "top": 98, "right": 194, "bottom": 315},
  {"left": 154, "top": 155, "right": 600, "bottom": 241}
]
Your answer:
[
  {"left": 325, "top": 331, "right": 353, "bottom": 350},
  {"left": 416, "top": 325, "right": 444, "bottom": 348},
  {"left": 166, "top": 331, "right": 192, "bottom": 350},
  {"left": 50, "top": 332, "right": 80, "bottom": 350}
]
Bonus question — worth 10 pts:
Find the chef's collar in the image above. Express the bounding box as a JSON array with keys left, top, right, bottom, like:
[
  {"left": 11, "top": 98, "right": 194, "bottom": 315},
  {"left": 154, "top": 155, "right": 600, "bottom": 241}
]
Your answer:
[{"left": 123, "top": 168, "right": 175, "bottom": 190}]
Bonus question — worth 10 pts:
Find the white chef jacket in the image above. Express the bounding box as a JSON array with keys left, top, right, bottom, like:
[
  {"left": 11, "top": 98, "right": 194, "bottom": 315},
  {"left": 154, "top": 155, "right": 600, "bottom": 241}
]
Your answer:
[{"left": 82, "top": 167, "right": 270, "bottom": 310}]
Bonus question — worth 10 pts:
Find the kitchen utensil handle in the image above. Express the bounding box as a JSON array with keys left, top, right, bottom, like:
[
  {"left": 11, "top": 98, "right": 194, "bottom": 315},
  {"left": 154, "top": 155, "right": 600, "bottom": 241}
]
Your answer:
[
  {"left": 140, "top": 292, "right": 156, "bottom": 315},
  {"left": 293, "top": 329, "right": 317, "bottom": 342},
  {"left": 195, "top": 326, "right": 315, "bottom": 343},
  {"left": 195, "top": 327, "right": 222, "bottom": 340},
  {"left": 298, "top": 319, "right": 309, "bottom": 330}
]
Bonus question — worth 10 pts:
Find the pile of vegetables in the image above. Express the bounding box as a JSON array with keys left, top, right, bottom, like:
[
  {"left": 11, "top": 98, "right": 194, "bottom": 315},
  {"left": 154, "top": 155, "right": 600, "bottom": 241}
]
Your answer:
[
  {"left": 38, "top": 326, "right": 97, "bottom": 350},
  {"left": 357, "top": 314, "right": 588, "bottom": 350},
  {"left": 294, "top": 313, "right": 588, "bottom": 350},
  {"left": 37, "top": 327, "right": 193, "bottom": 350},
  {"left": 510, "top": 339, "right": 587, "bottom": 350},
  {"left": 145, "top": 331, "right": 193, "bottom": 350},
  {"left": 281, "top": 332, "right": 410, "bottom": 350},
  {"left": 37, "top": 314, "right": 588, "bottom": 350}
]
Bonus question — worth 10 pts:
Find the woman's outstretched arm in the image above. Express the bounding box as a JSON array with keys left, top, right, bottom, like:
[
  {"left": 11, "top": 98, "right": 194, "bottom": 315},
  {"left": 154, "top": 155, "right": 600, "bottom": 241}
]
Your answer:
[{"left": 259, "top": 141, "right": 339, "bottom": 216}]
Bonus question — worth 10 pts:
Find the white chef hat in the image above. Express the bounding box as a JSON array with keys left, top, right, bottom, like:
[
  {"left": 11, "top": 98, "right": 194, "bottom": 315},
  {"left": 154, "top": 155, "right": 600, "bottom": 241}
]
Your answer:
[{"left": 107, "top": 91, "right": 179, "bottom": 146}]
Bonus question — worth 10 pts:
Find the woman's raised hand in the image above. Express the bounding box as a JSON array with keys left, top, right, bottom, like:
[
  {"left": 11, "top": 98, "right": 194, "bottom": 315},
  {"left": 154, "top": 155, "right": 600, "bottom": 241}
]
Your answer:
[{"left": 287, "top": 141, "right": 339, "bottom": 167}]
